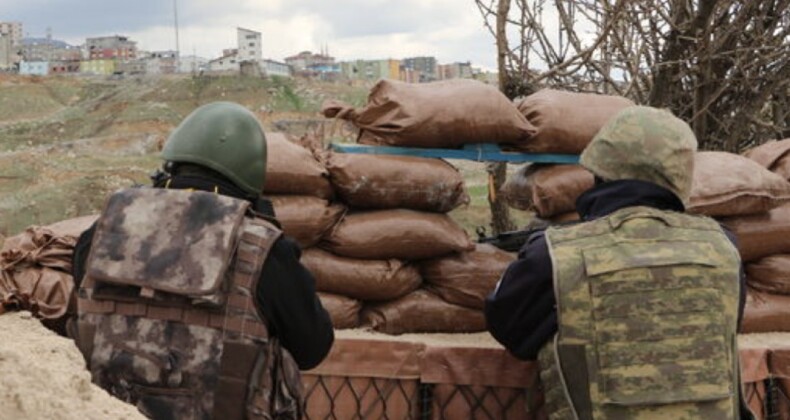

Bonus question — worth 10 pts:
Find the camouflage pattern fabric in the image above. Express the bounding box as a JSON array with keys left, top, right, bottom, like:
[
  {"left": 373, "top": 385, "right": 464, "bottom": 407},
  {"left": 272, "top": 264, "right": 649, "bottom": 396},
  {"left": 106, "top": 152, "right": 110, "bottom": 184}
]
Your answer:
[
  {"left": 540, "top": 206, "right": 742, "bottom": 420},
  {"left": 86, "top": 188, "right": 248, "bottom": 299},
  {"left": 580, "top": 106, "right": 697, "bottom": 204},
  {"left": 78, "top": 188, "right": 303, "bottom": 420}
]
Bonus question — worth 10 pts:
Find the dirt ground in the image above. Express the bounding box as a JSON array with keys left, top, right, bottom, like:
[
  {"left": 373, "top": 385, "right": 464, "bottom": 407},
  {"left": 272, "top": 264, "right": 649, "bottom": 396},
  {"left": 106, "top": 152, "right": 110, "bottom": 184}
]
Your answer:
[{"left": 0, "top": 311, "right": 144, "bottom": 419}]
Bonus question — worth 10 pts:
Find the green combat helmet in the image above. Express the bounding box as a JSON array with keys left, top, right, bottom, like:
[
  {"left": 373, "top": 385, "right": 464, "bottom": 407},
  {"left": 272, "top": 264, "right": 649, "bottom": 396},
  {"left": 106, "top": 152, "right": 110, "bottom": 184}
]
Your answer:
[
  {"left": 580, "top": 105, "right": 697, "bottom": 203},
  {"left": 162, "top": 101, "right": 266, "bottom": 195}
]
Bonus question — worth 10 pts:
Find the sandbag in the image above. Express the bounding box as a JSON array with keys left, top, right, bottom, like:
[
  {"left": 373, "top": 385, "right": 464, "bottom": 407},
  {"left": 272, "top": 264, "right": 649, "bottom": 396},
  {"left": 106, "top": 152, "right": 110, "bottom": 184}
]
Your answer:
[
  {"left": 420, "top": 244, "right": 515, "bottom": 309},
  {"left": 327, "top": 153, "right": 469, "bottom": 212},
  {"left": 360, "top": 289, "right": 486, "bottom": 335},
  {"left": 317, "top": 292, "right": 361, "bottom": 329},
  {"left": 0, "top": 224, "right": 83, "bottom": 330},
  {"left": 302, "top": 249, "right": 421, "bottom": 301},
  {"left": 515, "top": 89, "right": 635, "bottom": 154},
  {"left": 322, "top": 79, "right": 536, "bottom": 149},
  {"left": 264, "top": 132, "right": 333, "bottom": 199},
  {"left": 746, "top": 254, "right": 790, "bottom": 295},
  {"left": 721, "top": 204, "right": 790, "bottom": 262},
  {"left": 741, "top": 288, "right": 790, "bottom": 333},
  {"left": 269, "top": 196, "right": 345, "bottom": 248},
  {"left": 501, "top": 164, "right": 593, "bottom": 217},
  {"left": 688, "top": 151, "right": 790, "bottom": 217},
  {"left": 744, "top": 138, "right": 790, "bottom": 181},
  {"left": 321, "top": 209, "right": 474, "bottom": 260}
]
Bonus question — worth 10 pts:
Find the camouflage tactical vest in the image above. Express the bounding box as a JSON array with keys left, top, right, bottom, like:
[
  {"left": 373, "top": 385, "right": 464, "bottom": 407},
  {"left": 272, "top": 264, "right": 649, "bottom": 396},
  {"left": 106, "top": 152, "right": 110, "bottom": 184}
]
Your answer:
[
  {"left": 539, "top": 206, "right": 742, "bottom": 420},
  {"left": 75, "top": 188, "right": 303, "bottom": 420}
]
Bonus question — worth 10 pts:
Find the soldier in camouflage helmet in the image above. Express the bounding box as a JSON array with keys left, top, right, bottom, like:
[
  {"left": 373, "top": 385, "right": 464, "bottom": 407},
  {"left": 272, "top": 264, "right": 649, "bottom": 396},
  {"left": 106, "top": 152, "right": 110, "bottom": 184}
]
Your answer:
[
  {"left": 486, "top": 106, "right": 753, "bottom": 419},
  {"left": 70, "top": 101, "right": 334, "bottom": 419}
]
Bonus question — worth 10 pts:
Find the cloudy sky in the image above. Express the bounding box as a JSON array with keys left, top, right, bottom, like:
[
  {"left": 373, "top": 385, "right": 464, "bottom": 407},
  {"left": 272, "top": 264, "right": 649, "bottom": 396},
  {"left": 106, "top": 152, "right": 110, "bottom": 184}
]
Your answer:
[{"left": 4, "top": 0, "right": 501, "bottom": 69}]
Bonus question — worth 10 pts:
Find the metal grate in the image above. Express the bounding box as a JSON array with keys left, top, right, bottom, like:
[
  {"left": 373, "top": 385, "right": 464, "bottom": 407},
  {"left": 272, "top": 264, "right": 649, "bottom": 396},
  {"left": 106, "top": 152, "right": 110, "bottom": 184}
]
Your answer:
[
  {"left": 302, "top": 375, "right": 420, "bottom": 419},
  {"left": 303, "top": 374, "right": 788, "bottom": 419},
  {"left": 765, "top": 377, "right": 790, "bottom": 420}
]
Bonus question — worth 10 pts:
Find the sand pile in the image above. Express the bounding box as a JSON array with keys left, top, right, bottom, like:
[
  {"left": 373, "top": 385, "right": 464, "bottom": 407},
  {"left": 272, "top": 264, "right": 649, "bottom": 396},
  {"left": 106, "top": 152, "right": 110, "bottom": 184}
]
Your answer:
[{"left": 0, "top": 311, "right": 144, "bottom": 420}]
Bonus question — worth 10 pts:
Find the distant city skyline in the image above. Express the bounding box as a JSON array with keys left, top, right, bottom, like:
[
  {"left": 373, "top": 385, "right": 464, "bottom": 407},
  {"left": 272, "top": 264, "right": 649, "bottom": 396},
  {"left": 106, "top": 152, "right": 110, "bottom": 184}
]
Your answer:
[{"left": 3, "top": 0, "right": 499, "bottom": 70}]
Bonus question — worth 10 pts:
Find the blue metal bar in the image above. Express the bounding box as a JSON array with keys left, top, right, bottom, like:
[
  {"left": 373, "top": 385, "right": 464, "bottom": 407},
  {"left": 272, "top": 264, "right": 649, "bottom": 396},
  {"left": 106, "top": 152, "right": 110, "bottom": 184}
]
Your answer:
[{"left": 329, "top": 143, "right": 580, "bottom": 164}]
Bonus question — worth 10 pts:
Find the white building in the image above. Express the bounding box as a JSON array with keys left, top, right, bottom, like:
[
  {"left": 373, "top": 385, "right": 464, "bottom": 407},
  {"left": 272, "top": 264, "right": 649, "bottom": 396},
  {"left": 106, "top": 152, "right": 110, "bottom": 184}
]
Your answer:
[
  {"left": 208, "top": 50, "right": 239, "bottom": 73},
  {"left": 178, "top": 55, "right": 208, "bottom": 73},
  {"left": 262, "top": 59, "right": 291, "bottom": 78},
  {"left": 19, "top": 61, "right": 49, "bottom": 76},
  {"left": 0, "top": 22, "right": 23, "bottom": 47},
  {"left": 237, "top": 27, "right": 261, "bottom": 63}
]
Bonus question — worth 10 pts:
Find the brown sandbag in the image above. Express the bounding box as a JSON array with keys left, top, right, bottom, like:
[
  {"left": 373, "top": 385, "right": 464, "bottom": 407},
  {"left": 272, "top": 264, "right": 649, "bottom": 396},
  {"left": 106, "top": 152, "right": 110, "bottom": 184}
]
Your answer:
[
  {"left": 326, "top": 153, "right": 469, "bottom": 212},
  {"left": 322, "top": 79, "right": 536, "bottom": 149},
  {"left": 302, "top": 249, "right": 421, "bottom": 301},
  {"left": 745, "top": 254, "right": 790, "bottom": 295},
  {"left": 264, "top": 132, "right": 333, "bottom": 199},
  {"left": 269, "top": 196, "right": 345, "bottom": 248},
  {"left": 361, "top": 289, "right": 486, "bottom": 335},
  {"left": 551, "top": 212, "right": 580, "bottom": 223},
  {"left": 515, "top": 89, "right": 635, "bottom": 154},
  {"left": 721, "top": 204, "right": 790, "bottom": 262},
  {"left": 317, "top": 292, "right": 361, "bottom": 329},
  {"left": 0, "top": 223, "right": 85, "bottom": 326},
  {"left": 689, "top": 151, "right": 790, "bottom": 217},
  {"left": 420, "top": 244, "right": 515, "bottom": 309},
  {"left": 741, "top": 288, "right": 790, "bottom": 333},
  {"left": 501, "top": 164, "right": 593, "bottom": 217},
  {"left": 321, "top": 209, "right": 473, "bottom": 260},
  {"left": 744, "top": 138, "right": 790, "bottom": 181}
]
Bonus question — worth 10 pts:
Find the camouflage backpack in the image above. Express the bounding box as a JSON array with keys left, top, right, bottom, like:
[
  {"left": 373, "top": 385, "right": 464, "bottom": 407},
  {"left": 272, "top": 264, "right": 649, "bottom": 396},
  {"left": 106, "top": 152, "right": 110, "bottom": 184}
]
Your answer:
[{"left": 75, "top": 187, "right": 303, "bottom": 420}]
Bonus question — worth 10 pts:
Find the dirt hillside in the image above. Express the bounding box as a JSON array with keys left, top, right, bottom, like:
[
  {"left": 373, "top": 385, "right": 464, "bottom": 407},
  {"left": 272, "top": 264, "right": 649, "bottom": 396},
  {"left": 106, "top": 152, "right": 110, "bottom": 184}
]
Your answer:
[{"left": 0, "top": 311, "right": 145, "bottom": 419}]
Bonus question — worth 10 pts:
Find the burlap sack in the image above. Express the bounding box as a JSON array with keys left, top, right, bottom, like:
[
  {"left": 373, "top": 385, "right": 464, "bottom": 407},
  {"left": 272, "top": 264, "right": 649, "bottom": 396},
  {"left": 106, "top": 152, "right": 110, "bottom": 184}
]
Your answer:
[
  {"left": 744, "top": 138, "right": 790, "bottom": 181},
  {"left": 501, "top": 164, "right": 593, "bottom": 217},
  {"left": 420, "top": 244, "right": 515, "bottom": 309},
  {"left": 0, "top": 218, "right": 93, "bottom": 330},
  {"left": 515, "top": 89, "right": 635, "bottom": 154},
  {"left": 689, "top": 151, "right": 790, "bottom": 217},
  {"left": 322, "top": 79, "right": 536, "bottom": 149},
  {"left": 360, "top": 289, "right": 486, "bottom": 335},
  {"left": 326, "top": 153, "right": 469, "bottom": 212},
  {"left": 721, "top": 204, "right": 790, "bottom": 262},
  {"left": 745, "top": 255, "right": 790, "bottom": 295},
  {"left": 302, "top": 249, "right": 421, "bottom": 301},
  {"left": 741, "top": 288, "right": 790, "bottom": 333},
  {"left": 550, "top": 212, "right": 581, "bottom": 223},
  {"left": 269, "top": 196, "right": 345, "bottom": 248},
  {"left": 317, "top": 292, "right": 361, "bottom": 329},
  {"left": 264, "top": 132, "right": 333, "bottom": 199},
  {"left": 321, "top": 209, "right": 473, "bottom": 260}
]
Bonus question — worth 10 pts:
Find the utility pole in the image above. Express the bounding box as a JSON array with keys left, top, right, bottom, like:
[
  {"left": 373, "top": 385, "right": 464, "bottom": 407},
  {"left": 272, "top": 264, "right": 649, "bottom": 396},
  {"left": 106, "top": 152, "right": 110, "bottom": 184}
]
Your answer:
[{"left": 173, "top": 0, "right": 180, "bottom": 72}]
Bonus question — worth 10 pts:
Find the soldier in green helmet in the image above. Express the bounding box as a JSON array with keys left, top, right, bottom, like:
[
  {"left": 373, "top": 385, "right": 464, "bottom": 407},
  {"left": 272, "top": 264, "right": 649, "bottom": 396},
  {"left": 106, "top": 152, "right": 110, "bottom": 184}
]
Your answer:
[
  {"left": 486, "top": 106, "right": 755, "bottom": 419},
  {"left": 70, "top": 101, "right": 334, "bottom": 419}
]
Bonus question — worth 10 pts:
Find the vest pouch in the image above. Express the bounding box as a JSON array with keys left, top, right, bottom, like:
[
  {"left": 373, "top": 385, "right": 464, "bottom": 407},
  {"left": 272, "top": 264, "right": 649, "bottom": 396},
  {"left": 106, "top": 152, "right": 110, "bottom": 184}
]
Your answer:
[
  {"left": 134, "top": 384, "right": 199, "bottom": 420},
  {"left": 582, "top": 241, "right": 735, "bottom": 407},
  {"left": 101, "top": 341, "right": 200, "bottom": 417},
  {"left": 85, "top": 188, "right": 249, "bottom": 308},
  {"left": 248, "top": 339, "right": 303, "bottom": 420}
]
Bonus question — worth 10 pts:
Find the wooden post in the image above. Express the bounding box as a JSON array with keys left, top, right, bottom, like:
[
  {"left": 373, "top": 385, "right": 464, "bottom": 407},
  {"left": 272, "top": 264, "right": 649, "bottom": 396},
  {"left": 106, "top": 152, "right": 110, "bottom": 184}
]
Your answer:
[{"left": 488, "top": 0, "right": 516, "bottom": 235}]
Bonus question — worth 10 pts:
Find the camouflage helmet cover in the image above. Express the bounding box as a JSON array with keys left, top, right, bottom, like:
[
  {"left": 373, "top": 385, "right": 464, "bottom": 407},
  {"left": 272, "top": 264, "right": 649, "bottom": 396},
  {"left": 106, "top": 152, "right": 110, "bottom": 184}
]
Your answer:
[
  {"left": 580, "top": 105, "right": 698, "bottom": 203},
  {"left": 162, "top": 101, "right": 267, "bottom": 195}
]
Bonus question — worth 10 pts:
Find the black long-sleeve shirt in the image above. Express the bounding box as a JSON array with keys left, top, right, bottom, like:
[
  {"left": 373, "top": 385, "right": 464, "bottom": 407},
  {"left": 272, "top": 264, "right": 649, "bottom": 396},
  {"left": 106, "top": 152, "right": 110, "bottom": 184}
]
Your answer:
[
  {"left": 72, "top": 181, "right": 334, "bottom": 370},
  {"left": 485, "top": 180, "right": 747, "bottom": 361}
]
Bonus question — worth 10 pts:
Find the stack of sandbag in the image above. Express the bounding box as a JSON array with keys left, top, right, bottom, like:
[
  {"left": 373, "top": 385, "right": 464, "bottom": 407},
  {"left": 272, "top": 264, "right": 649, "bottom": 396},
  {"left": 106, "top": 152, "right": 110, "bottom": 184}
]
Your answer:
[
  {"left": 515, "top": 89, "right": 635, "bottom": 154},
  {"left": 722, "top": 142, "right": 790, "bottom": 333},
  {"left": 501, "top": 163, "right": 592, "bottom": 222},
  {"left": 321, "top": 79, "right": 537, "bottom": 150},
  {"left": 263, "top": 132, "right": 345, "bottom": 249},
  {"left": 300, "top": 152, "right": 511, "bottom": 335},
  {"left": 500, "top": 89, "right": 634, "bottom": 221},
  {"left": 0, "top": 215, "right": 97, "bottom": 334}
]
